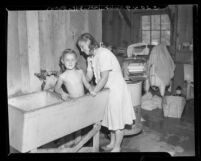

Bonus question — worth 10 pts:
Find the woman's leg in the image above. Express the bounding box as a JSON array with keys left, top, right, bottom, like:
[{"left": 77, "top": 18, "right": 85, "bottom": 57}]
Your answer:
[
  {"left": 111, "top": 129, "right": 124, "bottom": 152},
  {"left": 105, "top": 131, "right": 115, "bottom": 148},
  {"left": 127, "top": 105, "right": 142, "bottom": 135},
  {"left": 134, "top": 105, "right": 142, "bottom": 127}
]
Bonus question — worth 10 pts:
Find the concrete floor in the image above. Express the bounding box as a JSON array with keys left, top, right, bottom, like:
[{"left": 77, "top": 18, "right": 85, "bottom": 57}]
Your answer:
[
  {"left": 99, "top": 99, "right": 195, "bottom": 156},
  {"left": 9, "top": 100, "right": 195, "bottom": 156}
]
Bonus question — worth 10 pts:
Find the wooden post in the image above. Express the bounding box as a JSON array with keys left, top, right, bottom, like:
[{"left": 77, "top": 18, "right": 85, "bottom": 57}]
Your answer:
[
  {"left": 70, "top": 122, "right": 101, "bottom": 152},
  {"left": 92, "top": 124, "right": 100, "bottom": 152}
]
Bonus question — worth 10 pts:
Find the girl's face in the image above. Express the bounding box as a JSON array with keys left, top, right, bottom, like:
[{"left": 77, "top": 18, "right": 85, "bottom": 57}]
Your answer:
[
  {"left": 78, "top": 40, "right": 91, "bottom": 55},
  {"left": 63, "top": 53, "right": 77, "bottom": 70}
]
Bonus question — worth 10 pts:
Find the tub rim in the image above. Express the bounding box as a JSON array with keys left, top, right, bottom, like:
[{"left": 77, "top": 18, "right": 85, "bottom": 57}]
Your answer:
[{"left": 8, "top": 88, "right": 109, "bottom": 113}]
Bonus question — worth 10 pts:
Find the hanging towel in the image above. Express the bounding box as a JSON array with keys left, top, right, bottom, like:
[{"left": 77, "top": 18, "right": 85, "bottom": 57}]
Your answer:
[{"left": 146, "top": 44, "right": 175, "bottom": 96}]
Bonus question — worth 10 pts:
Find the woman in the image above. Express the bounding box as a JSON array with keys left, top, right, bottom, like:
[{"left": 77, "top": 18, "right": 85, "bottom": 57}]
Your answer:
[{"left": 77, "top": 33, "right": 136, "bottom": 152}]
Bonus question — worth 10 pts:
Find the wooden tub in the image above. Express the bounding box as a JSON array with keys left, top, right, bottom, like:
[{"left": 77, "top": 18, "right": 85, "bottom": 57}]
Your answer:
[{"left": 8, "top": 89, "right": 109, "bottom": 153}]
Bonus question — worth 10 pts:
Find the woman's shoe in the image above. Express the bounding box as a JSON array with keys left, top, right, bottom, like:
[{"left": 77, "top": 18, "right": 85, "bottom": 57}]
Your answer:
[
  {"left": 124, "top": 124, "right": 143, "bottom": 136},
  {"left": 100, "top": 145, "right": 113, "bottom": 152}
]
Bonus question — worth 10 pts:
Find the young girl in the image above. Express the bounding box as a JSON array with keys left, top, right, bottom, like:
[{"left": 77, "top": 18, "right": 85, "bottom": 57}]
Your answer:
[
  {"left": 77, "top": 33, "right": 136, "bottom": 152},
  {"left": 55, "top": 49, "right": 92, "bottom": 100},
  {"left": 54, "top": 49, "right": 92, "bottom": 147}
]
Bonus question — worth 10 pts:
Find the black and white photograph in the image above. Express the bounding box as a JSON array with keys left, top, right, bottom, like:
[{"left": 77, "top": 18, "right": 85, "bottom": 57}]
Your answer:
[{"left": 6, "top": 4, "right": 198, "bottom": 158}]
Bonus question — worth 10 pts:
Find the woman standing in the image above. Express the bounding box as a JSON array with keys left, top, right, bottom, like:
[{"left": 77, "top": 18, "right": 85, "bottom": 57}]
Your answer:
[{"left": 77, "top": 33, "right": 136, "bottom": 152}]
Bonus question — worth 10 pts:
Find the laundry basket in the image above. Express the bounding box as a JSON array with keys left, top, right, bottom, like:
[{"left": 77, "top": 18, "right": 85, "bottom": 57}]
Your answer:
[{"left": 163, "top": 96, "right": 186, "bottom": 118}]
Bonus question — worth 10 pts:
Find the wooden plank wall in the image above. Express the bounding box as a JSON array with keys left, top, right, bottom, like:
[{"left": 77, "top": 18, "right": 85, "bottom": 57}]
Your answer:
[
  {"left": 177, "top": 5, "right": 193, "bottom": 45},
  {"left": 26, "top": 11, "right": 41, "bottom": 92},
  {"left": 172, "top": 5, "right": 194, "bottom": 93},
  {"left": 18, "top": 11, "right": 30, "bottom": 94},
  {"left": 7, "top": 10, "right": 102, "bottom": 97},
  {"left": 7, "top": 11, "right": 22, "bottom": 96},
  {"left": 102, "top": 6, "right": 194, "bottom": 95},
  {"left": 102, "top": 9, "right": 142, "bottom": 48}
]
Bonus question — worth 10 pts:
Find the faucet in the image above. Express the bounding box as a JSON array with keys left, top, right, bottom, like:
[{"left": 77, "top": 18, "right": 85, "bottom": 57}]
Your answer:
[{"left": 34, "top": 69, "right": 59, "bottom": 90}]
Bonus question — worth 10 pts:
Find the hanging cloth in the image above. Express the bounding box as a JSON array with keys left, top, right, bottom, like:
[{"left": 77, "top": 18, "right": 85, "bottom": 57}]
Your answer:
[{"left": 146, "top": 44, "right": 175, "bottom": 96}]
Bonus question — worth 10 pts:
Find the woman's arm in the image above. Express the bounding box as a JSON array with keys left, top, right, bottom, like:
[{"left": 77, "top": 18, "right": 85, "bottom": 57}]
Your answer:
[
  {"left": 81, "top": 70, "right": 92, "bottom": 92},
  {"left": 86, "top": 57, "right": 94, "bottom": 82},
  {"left": 93, "top": 70, "right": 109, "bottom": 93}
]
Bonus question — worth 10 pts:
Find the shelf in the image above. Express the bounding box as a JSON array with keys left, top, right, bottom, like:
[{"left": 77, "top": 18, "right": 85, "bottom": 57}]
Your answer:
[{"left": 175, "top": 51, "right": 193, "bottom": 64}]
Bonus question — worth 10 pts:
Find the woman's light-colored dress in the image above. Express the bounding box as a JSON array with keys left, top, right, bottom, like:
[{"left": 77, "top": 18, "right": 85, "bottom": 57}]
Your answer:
[{"left": 92, "top": 47, "right": 136, "bottom": 130}]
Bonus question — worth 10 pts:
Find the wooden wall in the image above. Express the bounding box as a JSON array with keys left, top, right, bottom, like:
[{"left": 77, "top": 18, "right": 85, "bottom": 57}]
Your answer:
[
  {"left": 176, "top": 5, "right": 193, "bottom": 46},
  {"left": 102, "top": 9, "right": 141, "bottom": 48},
  {"left": 7, "top": 10, "right": 102, "bottom": 97},
  {"left": 172, "top": 5, "right": 194, "bottom": 93},
  {"left": 102, "top": 6, "right": 194, "bottom": 95}
]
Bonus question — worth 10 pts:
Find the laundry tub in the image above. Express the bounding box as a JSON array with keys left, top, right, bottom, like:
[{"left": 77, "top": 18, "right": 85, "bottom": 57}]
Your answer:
[{"left": 8, "top": 89, "right": 109, "bottom": 153}]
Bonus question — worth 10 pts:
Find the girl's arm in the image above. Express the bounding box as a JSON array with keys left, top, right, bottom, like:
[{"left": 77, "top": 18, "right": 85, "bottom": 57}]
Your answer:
[
  {"left": 54, "top": 77, "right": 69, "bottom": 100},
  {"left": 92, "top": 70, "right": 109, "bottom": 94},
  {"left": 81, "top": 71, "right": 92, "bottom": 92}
]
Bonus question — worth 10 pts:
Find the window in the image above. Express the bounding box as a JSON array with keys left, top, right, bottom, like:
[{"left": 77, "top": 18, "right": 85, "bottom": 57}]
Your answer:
[{"left": 141, "top": 14, "right": 170, "bottom": 45}]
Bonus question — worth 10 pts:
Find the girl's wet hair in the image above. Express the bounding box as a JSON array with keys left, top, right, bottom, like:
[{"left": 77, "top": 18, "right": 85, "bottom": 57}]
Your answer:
[
  {"left": 59, "top": 49, "right": 78, "bottom": 73},
  {"left": 77, "top": 33, "right": 99, "bottom": 52}
]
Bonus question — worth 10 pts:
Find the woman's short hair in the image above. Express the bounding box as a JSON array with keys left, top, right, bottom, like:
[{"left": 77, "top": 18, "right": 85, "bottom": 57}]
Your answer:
[{"left": 77, "top": 33, "right": 99, "bottom": 51}]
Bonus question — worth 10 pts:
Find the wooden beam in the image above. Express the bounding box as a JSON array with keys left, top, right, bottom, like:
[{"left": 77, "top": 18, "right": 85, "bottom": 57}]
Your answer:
[
  {"left": 92, "top": 124, "right": 100, "bottom": 152},
  {"left": 119, "top": 10, "right": 131, "bottom": 28},
  {"left": 78, "top": 147, "right": 93, "bottom": 152},
  {"left": 59, "top": 122, "right": 101, "bottom": 152},
  {"left": 132, "top": 8, "right": 169, "bottom": 15}
]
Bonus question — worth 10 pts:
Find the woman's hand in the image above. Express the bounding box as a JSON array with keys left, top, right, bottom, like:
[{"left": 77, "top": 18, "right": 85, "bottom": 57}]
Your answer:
[
  {"left": 92, "top": 70, "right": 109, "bottom": 94},
  {"left": 61, "top": 92, "right": 69, "bottom": 101},
  {"left": 88, "top": 86, "right": 93, "bottom": 93},
  {"left": 87, "top": 57, "right": 93, "bottom": 65},
  {"left": 90, "top": 90, "right": 97, "bottom": 97},
  {"left": 89, "top": 86, "right": 97, "bottom": 97}
]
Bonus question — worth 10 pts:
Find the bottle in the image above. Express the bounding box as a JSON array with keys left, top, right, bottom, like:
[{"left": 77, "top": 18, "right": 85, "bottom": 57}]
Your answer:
[{"left": 175, "top": 86, "right": 182, "bottom": 96}]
